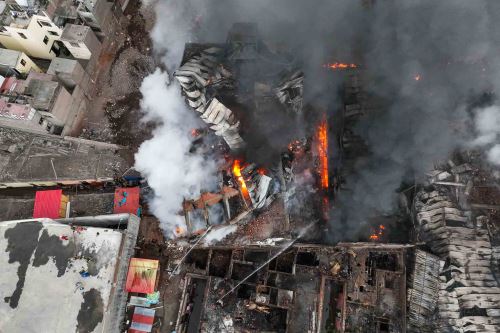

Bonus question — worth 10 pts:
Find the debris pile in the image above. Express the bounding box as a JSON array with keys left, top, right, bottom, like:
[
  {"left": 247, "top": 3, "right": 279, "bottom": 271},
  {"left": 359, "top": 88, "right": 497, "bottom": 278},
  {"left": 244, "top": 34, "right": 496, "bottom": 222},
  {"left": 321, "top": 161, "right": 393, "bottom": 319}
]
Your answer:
[
  {"left": 413, "top": 161, "right": 500, "bottom": 332},
  {"left": 174, "top": 47, "right": 244, "bottom": 150},
  {"left": 275, "top": 70, "right": 303, "bottom": 114}
]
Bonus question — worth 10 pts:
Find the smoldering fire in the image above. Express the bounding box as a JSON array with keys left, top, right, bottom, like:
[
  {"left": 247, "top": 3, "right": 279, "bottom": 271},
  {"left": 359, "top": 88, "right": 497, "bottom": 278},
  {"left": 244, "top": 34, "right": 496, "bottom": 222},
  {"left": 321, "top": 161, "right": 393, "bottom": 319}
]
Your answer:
[{"left": 136, "top": 0, "right": 500, "bottom": 242}]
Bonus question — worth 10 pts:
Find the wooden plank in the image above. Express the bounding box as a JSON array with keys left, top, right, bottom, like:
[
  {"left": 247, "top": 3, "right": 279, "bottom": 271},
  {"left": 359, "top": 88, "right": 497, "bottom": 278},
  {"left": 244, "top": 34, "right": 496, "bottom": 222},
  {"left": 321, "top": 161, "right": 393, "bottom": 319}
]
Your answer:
[
  {"left": 438, "top": 303, "right": 460, "bottom": 311},
  {"left": 454, "top": 273, "right": 496, "bottom": 282},
  {"left": 440, "top": 246, "right": 492, "bottom": 255},
  {"left": 461, "top": 324, "right": 500, "bottom": 332},
  {"left": 432, "top": 238, "right": 491, "bottom": 249},
  {"left": 462, "top": 266, "right": 496, "bottom": 274},
  {"left": 486, "top": 309, "right": 500, "bottom": 316},
  {"left": 452, "top": 280, "right": 499, "bottom": 288},
  {"left": 460, "top": 300, "right": 500, "bottom": 309},
  {"left": 459, "top": 294, "right": 500, "bottom": 303},
  {"left": 438, "top": 311, "right": 461, "bottom": 319},
  {"left": 455, "top": 287, "right": 500, "bottom": 297},
  {"left": 461, "top": 316, "right": 500, "bottom": 325}
]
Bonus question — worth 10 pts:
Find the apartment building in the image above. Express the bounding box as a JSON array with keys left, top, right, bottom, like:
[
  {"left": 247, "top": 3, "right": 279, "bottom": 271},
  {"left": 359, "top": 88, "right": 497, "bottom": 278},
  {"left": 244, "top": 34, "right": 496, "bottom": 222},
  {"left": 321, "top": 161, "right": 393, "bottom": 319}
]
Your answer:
[
  {"left": 0, "top": 2, "right": 63, "bottom": 59},
  {"left": 59, "top": 23, "right": 100, "bottom": 61},
  {"left": 76, "top": 0, "right": 113, "bottom": 39},
  {"left": 0, "top": 48, "right": 41, "bottom": 77}
]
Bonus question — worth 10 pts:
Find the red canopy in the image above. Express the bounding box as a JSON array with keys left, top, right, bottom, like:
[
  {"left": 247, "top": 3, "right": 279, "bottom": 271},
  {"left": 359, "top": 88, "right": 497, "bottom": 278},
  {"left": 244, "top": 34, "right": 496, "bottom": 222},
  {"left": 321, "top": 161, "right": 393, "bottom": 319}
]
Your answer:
[
  {"left": 129, "top": 307, "right": 155, "bottom": 332},
  {"left": 113, "top": 187, "right": 140, "bottom": 215},
  {"left": 33, "top": 190, "right": 62, "bottom": 219},
  {"left": 126, "top": 258, "right": 159, "bottom": 294}
]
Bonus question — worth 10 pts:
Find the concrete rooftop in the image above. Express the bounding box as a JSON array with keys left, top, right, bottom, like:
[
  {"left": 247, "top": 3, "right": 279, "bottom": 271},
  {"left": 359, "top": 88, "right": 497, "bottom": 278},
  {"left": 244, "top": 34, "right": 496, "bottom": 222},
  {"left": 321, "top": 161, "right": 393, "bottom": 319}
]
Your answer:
[
  {"left": 0, "top": 126, "right": 130, "bottom": 185},
  {"left": 25, "top": 79, "right": 60, "bottom": 111},
  {"left": 0, "top": 219, "right": 123, "bottom": 333},
  {"left": 61, "top": 24, "right": 93, "bottom": 42},
  {"left": 48, "top": 57, "right": 79, "bottom": 75},
  {"left": 0, "top": 48, "right": 21, "bottom": 68}
]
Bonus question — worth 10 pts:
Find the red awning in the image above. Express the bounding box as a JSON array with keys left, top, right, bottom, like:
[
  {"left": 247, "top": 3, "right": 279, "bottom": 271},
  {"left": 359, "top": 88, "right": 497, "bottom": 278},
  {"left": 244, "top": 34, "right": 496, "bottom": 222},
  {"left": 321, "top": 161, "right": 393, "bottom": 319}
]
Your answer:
[
  {"left": 113, "top": 187, "right": 140, "bottom": 215},
  {"left": 126, "top": 258, "right": 159, "bottom": 294},
  {"left": 129, "top": 307, "right": 155, "bottom": 332},
  {"left": 33, "top": 190, "right": 62, "bottom": 219}
]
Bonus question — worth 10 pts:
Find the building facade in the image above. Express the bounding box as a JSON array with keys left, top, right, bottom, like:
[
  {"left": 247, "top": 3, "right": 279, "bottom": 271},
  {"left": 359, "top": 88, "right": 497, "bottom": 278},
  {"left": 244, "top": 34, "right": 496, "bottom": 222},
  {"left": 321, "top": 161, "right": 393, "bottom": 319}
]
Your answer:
[
  {"left": 0, "top": 3, "right": 63, "bottom": 59},
  {"left": 60, "top": 23, "right": 100, "bottom": 60},
  {"left": 0, "top": 48, "right": 42, "bottom": 77}
]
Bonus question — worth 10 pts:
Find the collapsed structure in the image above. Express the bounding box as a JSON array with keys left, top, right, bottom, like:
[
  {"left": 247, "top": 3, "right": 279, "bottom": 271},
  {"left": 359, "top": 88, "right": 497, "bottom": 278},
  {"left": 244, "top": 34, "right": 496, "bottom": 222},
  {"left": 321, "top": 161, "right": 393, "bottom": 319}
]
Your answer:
[
  {"left": 171, "top": 242, "right": 409, "bottom": 333},
  {"left": 171, "top": 24, "right": 342, "bottom": 240},
  {"left": 174, "top": 47, "right": 244, "bottom": 150},
  {"left": 408, "top": 162, "right": 500, "bottom": 333}
]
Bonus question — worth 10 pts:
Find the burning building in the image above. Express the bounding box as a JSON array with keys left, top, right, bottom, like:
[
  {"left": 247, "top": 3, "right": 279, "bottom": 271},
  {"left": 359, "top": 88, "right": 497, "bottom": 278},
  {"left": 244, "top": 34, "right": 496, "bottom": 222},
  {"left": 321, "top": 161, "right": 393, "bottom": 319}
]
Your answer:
[
  {"left": 169, "top": 23, "right": 349, "bottom": 240},
  {"left": 406, "top": 158, "right": 500, "bottom": 333},
  {"left": 170, "top": 242, "right": 409, "bottom": 333},
  {"left": 141, "top": 7, "right": 500, "bottom": 332}
]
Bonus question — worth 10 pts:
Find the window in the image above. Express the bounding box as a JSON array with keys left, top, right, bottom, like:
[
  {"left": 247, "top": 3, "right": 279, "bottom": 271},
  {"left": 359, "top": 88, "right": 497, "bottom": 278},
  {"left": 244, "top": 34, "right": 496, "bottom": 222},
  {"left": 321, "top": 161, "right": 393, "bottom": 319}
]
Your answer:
[
  {"left": 37, "top": 20, "right": 52, "bottom": 27},
  {"left": 48, "top": 30, "right": 58, "bottom": 36},
  {"left": 43, "top": 36, "right": 49, "bottom": 44},
  {"left": 18, "top": 32, "right": 27, "bottom": 39},
  {"left": 20, "top": 59, "right": 26, "bottom": 66},
  {"left": 50, "top": 41, "right": 61, "bottom": 56},
  {"left": 69, "top": 41, "right": 80, "bottom": 48}
]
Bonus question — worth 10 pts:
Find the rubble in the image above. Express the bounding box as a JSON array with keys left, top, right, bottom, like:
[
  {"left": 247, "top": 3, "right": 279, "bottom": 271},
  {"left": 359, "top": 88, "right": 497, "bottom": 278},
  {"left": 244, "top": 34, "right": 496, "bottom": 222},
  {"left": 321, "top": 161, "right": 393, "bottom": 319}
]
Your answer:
[
  {"left": 172, "top": 243, "right": 409, "bottom": 333},
  {"left": 275, "top": 70, "right": 304, "bottom": 114},
  {"left": 174, "top": 48, "right": 245, "bottom": 150},
  {"left": 413, "top": 161, "right": 500, "bottom": 332}
]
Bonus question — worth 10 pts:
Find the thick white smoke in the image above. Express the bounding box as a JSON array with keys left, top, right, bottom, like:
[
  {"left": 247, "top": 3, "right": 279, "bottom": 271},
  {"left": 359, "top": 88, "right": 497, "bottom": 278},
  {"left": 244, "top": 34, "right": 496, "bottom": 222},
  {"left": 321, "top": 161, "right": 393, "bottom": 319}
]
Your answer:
[
  {"left": 135, "top": 70, "right": 217, "bottom": 237},
  {"left": 134, "top": 0, "right": 218, "bottom": 237},
  {"left": 472, "top": 105, "right": 500, "bottom": 166}
]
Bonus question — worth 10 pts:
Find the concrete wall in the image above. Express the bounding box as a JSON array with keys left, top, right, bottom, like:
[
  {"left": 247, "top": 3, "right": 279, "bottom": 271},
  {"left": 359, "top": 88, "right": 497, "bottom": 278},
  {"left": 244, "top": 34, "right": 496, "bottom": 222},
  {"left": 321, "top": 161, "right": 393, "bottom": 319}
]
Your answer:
[
  {"left": 0, "top": 14, "right": 62, "bottom": 60},
  {"left": 50, "top": 85, "right": 73, "bottom": 126},
  {"left": 61, "top": 84, "right": 89, "bottom": 136},
  {"left": 15, "top": 52, "right": 42, "bottom": 74},
  {"left": 60, "top": 24, "right": 101, "bottom": 60},
  {"left": 48, "top": 58, "right": 90, "bottom": 93},
  {"left": 77, "top": 0, "right": 113, "bottom": 37},
  {"left": 0, "top": 49, "right": 41, "bottom": 76},
  {"left": 0, "top": 115, "right": 48, "bottom": 134},
  {"left": 62, "top": 40, "right": 92, "bottom": 59}
]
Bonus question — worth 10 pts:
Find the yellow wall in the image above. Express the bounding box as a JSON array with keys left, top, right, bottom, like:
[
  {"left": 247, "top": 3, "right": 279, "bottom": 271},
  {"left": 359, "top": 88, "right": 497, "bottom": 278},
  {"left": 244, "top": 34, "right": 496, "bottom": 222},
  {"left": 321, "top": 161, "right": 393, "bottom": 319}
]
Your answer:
[
  {"left": 15, "top": 53, "right": 42, "bottom": 74},
  {"left": 62, "top": 41, "right": 92, "bottom": 60},
  {"left": 0, "top": 13, "right": 62, "bottom": 60}
]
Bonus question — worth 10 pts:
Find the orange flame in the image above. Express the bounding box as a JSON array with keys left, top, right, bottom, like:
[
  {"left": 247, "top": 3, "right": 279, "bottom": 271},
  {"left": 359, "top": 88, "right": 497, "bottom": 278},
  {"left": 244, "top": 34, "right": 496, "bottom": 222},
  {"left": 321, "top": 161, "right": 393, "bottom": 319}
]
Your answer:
[
  {"left": 233, "top": 160, "right": 249, "bottom": 199},
  {"left": 317, "top": 116, "right": 330, "bottom": 220},
  {"left": 414, "top": 74, "right": 421, "bottom": 81},
  {"left": 317, "top": 117, "right": 329, "bottom": 189},
  {"left": 175, "top": 225, "right": 185, "bottom": 236},
  {"left": 323, "top": 62, "right": 357, "bottom": 70},
  {"left": 190, "top": 128, "right": 200, "bottom": 137},
  {"left": 369, "top": 224, "right": 385, "bottom": 241}
]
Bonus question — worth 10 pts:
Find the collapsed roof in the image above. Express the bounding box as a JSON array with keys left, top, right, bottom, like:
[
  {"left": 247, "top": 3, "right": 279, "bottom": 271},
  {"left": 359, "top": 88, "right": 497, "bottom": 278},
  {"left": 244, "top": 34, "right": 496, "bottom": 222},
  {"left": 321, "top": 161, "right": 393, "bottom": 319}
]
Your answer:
[
  {"left": 172, "top": 243, "right": 409, "bottom": 333},
  {"left": 174, "top": 47, "right": 244, "bottom": 150},
  {"left": 409, "top": 162, "right": 500, "bottom": 332}
]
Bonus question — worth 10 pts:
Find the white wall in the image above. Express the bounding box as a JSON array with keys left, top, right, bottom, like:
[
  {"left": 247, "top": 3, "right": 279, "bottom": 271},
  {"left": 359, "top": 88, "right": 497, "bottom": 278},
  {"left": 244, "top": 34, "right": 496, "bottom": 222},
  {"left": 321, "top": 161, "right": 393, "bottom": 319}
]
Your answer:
[{"left": 61, "top": 41, "right": 91, "bottom": 60}]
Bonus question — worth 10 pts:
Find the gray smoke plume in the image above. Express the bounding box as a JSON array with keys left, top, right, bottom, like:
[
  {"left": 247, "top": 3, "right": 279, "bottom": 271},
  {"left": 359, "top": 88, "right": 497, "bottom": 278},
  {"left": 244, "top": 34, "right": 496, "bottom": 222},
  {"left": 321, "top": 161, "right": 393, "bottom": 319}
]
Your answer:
[
  {"left": 329, "top": 0, "right": 500, "bottom": 241},
  {"left": 471, "top": 105, "right": 500, "bottom": 165},
  {"left": 138, "top": 0, "right": 500, "bottom": 240}
]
